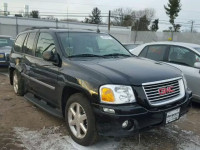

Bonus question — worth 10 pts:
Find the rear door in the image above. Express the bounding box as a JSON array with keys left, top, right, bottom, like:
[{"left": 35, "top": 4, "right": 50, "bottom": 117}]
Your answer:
[
  {"left": 30, "top": 32, "right": 60, "bottom": 106},
  {"left": 166, "top": 46, "right": 200, "bottom": 99},
  {"left": 22, "top": 32, "right": 37, "bottom": 91}
]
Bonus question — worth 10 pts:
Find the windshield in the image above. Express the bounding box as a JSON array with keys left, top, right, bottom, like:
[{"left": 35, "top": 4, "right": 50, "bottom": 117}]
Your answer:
[
  {"left": 57, "top": 32, "right": 132, "bottom": 57},
  {"left": 0, "top": 37, "right": 13, "bottom": 48},
  {"left": 194, "top": 47, "right": 200, "bottom": 53}
]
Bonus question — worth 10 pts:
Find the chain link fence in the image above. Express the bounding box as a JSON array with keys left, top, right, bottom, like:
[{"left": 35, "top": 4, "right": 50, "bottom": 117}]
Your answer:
[{"left": 1, "top": 16, "right": 200, "bottom": 45}]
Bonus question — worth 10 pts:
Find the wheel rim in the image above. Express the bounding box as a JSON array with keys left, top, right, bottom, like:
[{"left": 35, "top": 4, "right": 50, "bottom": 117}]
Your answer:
[
  {"left": 13, "top": 73, "right": 18, "bottom": 93},
  {"left": 68, "top": 102, "right": 88, "bottom": 139}
]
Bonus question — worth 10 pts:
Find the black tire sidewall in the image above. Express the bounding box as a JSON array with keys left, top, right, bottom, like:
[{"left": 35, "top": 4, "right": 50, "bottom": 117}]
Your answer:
[
  {"left": 13, "top": 70, "right": 24, "bottom": 96},
  {"left": 65, "top": 93, "right": 97, "bottom": 146}
]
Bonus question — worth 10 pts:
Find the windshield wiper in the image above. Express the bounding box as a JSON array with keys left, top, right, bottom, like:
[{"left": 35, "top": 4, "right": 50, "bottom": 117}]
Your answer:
[
  {"left": 103, "top": 53, "right": 131, "bottom": 57},
  {"left": 68, "top": 54, "right": 104, "bottom": 58}
]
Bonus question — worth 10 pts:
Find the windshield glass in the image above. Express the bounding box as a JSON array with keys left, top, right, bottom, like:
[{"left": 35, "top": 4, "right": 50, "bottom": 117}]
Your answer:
[
  {"left": 0, "top": 37, "right": 13, "bottom": 48},
  {"left": 194, "top": 47, "right": 200, "bottom": 53},
  {"left": 57, "top": 32, "right": 131, "bottom": 57}
]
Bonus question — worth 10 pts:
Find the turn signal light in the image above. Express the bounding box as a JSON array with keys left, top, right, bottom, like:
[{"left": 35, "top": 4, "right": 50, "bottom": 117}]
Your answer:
[{"left": 101, "top": 88, "right": 115, "bottom": 103}]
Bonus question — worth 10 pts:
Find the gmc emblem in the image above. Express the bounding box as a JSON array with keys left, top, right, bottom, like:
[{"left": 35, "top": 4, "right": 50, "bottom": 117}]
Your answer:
[{"left": 158, "top": 86, "right": 174, "bottom": 95}]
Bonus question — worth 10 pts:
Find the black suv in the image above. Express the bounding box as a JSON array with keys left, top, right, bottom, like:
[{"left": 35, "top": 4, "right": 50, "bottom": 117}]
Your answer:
[{"left": 9, "top": 28, "right": 192, "bottom": 146}]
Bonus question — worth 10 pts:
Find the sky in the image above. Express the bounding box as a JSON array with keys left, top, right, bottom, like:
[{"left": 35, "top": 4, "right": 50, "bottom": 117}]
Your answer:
[{"left": 1, "top": 0, "right": 200, "bottom": 31}]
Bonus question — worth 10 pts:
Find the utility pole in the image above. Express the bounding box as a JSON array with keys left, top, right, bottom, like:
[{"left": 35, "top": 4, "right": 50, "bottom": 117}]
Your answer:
[
  {"left": 108, "top": 10, "right": 111, "bottom": 33},
  {"left": 191, "top": 20, "right": 194, "bottom": 33},
  {"left": 134, "top": 19, "right": 140, "bottom": 44}
]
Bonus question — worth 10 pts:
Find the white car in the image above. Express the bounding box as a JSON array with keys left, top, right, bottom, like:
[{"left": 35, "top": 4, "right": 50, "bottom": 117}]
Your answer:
[{"left": 131, "top": 41, "right": 200, "bottom": 102}]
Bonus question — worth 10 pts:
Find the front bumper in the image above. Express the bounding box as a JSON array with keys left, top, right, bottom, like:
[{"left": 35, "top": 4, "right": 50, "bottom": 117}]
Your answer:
[
  {"left": 0, "top": 60, "right": 9, "bottom": 66},
  {"left": 93, "top": 90, "right": 192, "bottom": 137}
]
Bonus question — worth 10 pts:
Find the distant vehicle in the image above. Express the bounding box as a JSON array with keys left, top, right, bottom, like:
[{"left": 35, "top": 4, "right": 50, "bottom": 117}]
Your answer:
[
  {"left": 123, "top": 43, "right": 140, "bottom": 51},
  {"left": 131, "top": 41, "right": 200, "bottom": 102},
  {"left": 9, "top": 29, "right": 191, "bottom": 146},
  {"left": 0, "top": 35, "right": 14, "bottom": 66}
]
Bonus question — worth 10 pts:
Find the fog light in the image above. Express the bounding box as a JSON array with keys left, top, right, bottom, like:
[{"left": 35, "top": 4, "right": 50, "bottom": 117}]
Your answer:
[
  {"left": 103, "top": 108, "right": 115, "bottom": 114},
  {"left": 122, "top": 120, "right": 129, "bottom": 128}
]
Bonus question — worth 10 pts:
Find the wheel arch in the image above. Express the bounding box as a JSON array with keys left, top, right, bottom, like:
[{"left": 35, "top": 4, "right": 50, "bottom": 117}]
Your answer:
[{"left": 61, "top": 85, "right": 93, "bottom": 117}]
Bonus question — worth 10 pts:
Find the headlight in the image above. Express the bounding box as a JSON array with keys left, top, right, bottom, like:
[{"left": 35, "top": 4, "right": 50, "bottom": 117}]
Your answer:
[
  {"left": 99, "top": 85, "right": 136, "bottom": 104},
  {"left": 182, "top": 73, "right": 187, "bottom": 89}
]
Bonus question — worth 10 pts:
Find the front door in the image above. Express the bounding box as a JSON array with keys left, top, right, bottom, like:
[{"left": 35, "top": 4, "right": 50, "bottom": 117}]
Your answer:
[
  {"left": 167, "top": 46, "right": 200, "bottom": 99},
  {"left": 30, "top": 32, "right": 60, "bottom": 106}
]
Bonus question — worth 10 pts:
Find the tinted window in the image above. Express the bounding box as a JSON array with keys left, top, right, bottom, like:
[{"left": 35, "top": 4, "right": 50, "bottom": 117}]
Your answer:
[
  {"left": 24, "top": 32, "right": 36, "bottom": 55},
  {"left": 36, "top": 33, "right": 55, "bottom": 58},
  {"left": 14, "top": 34, "right": 27, "bottom": 52},
  {"left": 146, "top": 45, "right": 168, "bottom": 61},
  {"left": 168, "top": 46, "right": 200, "bottom": 67},
  {"left": 57, "top": 32, "right": 131, "bottom": 57}
]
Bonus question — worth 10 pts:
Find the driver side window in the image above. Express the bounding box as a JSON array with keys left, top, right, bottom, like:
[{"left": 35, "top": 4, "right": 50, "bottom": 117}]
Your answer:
[
  {"left": 36, "top": 33, "right": 55, "bottom": 58},
  {"left": 168, "top": 46, "right": 199, "bottom": 67}
]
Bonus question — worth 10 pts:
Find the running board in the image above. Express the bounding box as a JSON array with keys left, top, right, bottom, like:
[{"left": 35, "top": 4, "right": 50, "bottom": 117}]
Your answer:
[{"left": 24, "top": 93, "right": 63, "bottom": 118}]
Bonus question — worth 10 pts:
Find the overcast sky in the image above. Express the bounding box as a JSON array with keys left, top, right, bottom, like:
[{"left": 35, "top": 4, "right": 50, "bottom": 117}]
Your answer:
[{"left": 1, "top": 0, "right": 200, "bottom": 31}]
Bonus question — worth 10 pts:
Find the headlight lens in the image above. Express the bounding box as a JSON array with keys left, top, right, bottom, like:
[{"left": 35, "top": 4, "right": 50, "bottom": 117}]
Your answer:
[
  {"left": 182, "top": 73, "right": 187, "bottom": 89},
  {"left": 100, "top": 85, "right": 136, "bottom": 104}
]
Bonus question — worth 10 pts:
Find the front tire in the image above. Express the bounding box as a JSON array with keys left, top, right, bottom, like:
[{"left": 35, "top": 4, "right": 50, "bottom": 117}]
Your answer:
[
  {"left": 13, "top": 70, "right": 24, "bottom": 96},
  {"left": 65, "top": 93, "right": 98, "bottom": 146}
]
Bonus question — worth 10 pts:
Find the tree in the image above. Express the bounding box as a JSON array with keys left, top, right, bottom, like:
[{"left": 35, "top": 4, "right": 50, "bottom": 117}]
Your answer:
[
  {"left": 111, "top": 8, "right": 155, "bottom": 30},
  {"left": 85, "top": 7, "right": 102, "bottom": 24},
  {"left": 132, "top": 15, "right": 151, "bottom": 31},
  {"left": 111, "top": 8, "right": 134, "bottom": 26},
  {"left": 164, "top": 0, "right": 181, "bottom": 32},
  {"left": 30, "top": 10, "right": 39, "bottom": 18},
  {"left": 174, "top": 24, "right": 181, "bottom": 32},
  {"left": 151, "top": 19, "right": 159, "bottom": 32}
]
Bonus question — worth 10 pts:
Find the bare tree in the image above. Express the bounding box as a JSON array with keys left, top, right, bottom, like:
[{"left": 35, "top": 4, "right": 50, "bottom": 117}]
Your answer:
[
  {"left": 111, "top": 8, "right": 134, "bottom": 26},
  {"left": 111, "top": 8, "right": 155, "bottom": 31}
]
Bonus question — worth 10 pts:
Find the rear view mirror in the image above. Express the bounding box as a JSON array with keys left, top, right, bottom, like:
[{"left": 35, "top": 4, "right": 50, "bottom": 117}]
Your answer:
[{"left": 194, "top": 62, "right": 200, "bottom": 69}]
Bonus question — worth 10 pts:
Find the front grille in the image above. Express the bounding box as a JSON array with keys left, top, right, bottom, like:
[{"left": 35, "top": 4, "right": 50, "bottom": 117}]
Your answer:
[{"left": 143, "top": 77, "right": 185, "bottom": 106}]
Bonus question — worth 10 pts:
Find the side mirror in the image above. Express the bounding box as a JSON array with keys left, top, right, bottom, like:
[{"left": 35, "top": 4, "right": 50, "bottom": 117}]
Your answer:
[
  {"left": 42, "top": 51, "right": 54, "bottom": 61},
  {"left": 42, "top": 51, "right": 60, "bottom": 66},
  {"left": 194, "top": 62, "right": 200, "bottom": 69}
]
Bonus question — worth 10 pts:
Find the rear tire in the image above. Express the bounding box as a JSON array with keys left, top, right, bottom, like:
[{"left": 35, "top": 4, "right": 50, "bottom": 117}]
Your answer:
[
  {"left": 65, "top": 93, "right": 98, "bottom": 146},
  {"left": 13, "top": 70, "right": 25, "bottom": 96}
]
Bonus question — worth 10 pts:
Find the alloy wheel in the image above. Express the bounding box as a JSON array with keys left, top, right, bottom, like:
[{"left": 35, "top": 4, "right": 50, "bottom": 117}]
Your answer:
[{"left": 68, "top": 102, "right": 88, "bottom": 139}]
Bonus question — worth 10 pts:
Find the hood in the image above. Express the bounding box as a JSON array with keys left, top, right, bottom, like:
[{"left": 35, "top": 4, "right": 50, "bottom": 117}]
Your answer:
[
  {"left": 73, "top": 57, "right": 182, "bottom": 85},
  {"left": 0, "top": 46, "right": 12, "bottom": 54}
]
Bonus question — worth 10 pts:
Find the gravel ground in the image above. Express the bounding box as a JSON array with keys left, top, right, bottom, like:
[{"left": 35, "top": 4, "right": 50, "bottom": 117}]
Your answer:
[{"left": 0, "top": 68, "right": 200, "bottom": 150}]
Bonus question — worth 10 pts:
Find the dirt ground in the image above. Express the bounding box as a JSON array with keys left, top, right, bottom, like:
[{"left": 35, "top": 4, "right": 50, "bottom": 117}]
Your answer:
[{"left": 0, "top": 67, "right": 200, "bottom": 150}]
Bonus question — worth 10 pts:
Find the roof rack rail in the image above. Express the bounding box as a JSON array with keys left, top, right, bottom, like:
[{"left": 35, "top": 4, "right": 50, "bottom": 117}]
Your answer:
[
  {"left": 23, "top": 27, "right": 101, "bottom": 33},
  {"left": 23, "top": 27, "right": 50, "bottom": 31}
]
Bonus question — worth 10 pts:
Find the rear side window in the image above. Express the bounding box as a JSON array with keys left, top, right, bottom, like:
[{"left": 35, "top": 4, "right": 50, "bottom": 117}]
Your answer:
[
  {"left": 24, "top": 32, "right": 36, "bottom": 55},
  {"left": 146, "top": 45, "right": 168, "bottom": 61},
  {"left": 36, "top": 33, "right": 55, "bottom": 58},
  {"left": 14, "top": 34, "right": 27, "bottom": 52}
]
